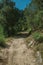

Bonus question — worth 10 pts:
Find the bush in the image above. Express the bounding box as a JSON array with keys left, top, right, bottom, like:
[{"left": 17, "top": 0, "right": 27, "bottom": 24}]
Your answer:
[
  {"left": 27, "top": 28, "right": 32, "bottom": 35},
  {"left": 33, "top": 32, "right": 43, "bottom": 42},
  {"left": 0, "top": 35, "right": 6, "bottom": 48},
  {"left": 0, "top": 25, "right": 6, "bottom": 47}
]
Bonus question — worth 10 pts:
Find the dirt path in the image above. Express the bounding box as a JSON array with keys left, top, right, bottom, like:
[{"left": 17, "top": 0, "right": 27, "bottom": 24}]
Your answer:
[{"left": 7, "top": 38, "right": 36, "bottom": 65}]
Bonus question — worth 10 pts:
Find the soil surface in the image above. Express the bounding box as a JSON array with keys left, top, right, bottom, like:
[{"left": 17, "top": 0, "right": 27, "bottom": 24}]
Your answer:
[{"left": 0, "top": 38, "right": 36, "bottom": 65}]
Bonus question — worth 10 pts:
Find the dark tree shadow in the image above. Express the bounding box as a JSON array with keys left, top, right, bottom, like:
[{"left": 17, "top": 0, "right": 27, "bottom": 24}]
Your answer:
[
  {"left": 14, "top": 32, "right": 31, "bottom": 38},
  {"left": 0, "top": 42, "right": 10, "bottom": 48}
]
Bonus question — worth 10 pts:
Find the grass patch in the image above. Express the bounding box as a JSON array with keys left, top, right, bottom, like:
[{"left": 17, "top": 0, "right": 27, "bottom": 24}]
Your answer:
[
  {"left": 33, "top": 32, "right": 43, "bottom": 43},
  {"left": 0, "top": 34, "right": 8, "bottom": 48},
  {"left": 0, "top": 36, "right": 6, "bottom": 48}
]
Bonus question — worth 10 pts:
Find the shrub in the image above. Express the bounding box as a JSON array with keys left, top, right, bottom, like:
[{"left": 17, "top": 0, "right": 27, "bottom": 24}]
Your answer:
[
  {"left": 0, "top": 35, "right": 6, "bottom": 48},
  {"left": 0, "top": 24, "right": 6, "bottom": 48},
  {"left": 27, "top": 28, "right": 32, "bottom": 35},
  {"left": 33, "top": 32, "right": 43, "bottom": 42}
]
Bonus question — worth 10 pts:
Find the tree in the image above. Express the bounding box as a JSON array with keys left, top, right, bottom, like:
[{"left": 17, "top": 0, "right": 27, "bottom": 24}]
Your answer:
[
  {"left": 0, "top": 0, "right": 26, "bottom": 36},
  {"left": 24, "top": 0, "right": 43, "bottom": 31}
]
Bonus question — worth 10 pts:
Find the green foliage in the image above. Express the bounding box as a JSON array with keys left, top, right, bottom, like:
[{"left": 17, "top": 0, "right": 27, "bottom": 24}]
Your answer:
[
  {"left": 33, "top": 32, "right": 43, "bottom": 42},
  {"left": 0, "top": 0, "right": 26, "bottom": 36},
  {"left": 0, "top": 24, "right": 6, "bottom": 47},
  {"left": 0, "top": 36, "right": 5, "bottom": 48},
  {"left": 0, "top": 0, "right": 43, "bottom": 38},
  {"left": 24, "top": 0, "right": 43, "bottom": 31}
]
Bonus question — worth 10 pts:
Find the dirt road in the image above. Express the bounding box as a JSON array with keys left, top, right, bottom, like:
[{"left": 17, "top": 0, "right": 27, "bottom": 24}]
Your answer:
[
  {"left": 7, "top": 38, "right": 36, "bottom": 65},
  {"left": 0, "top": 38, "right": 36, "bottom": 65}
]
